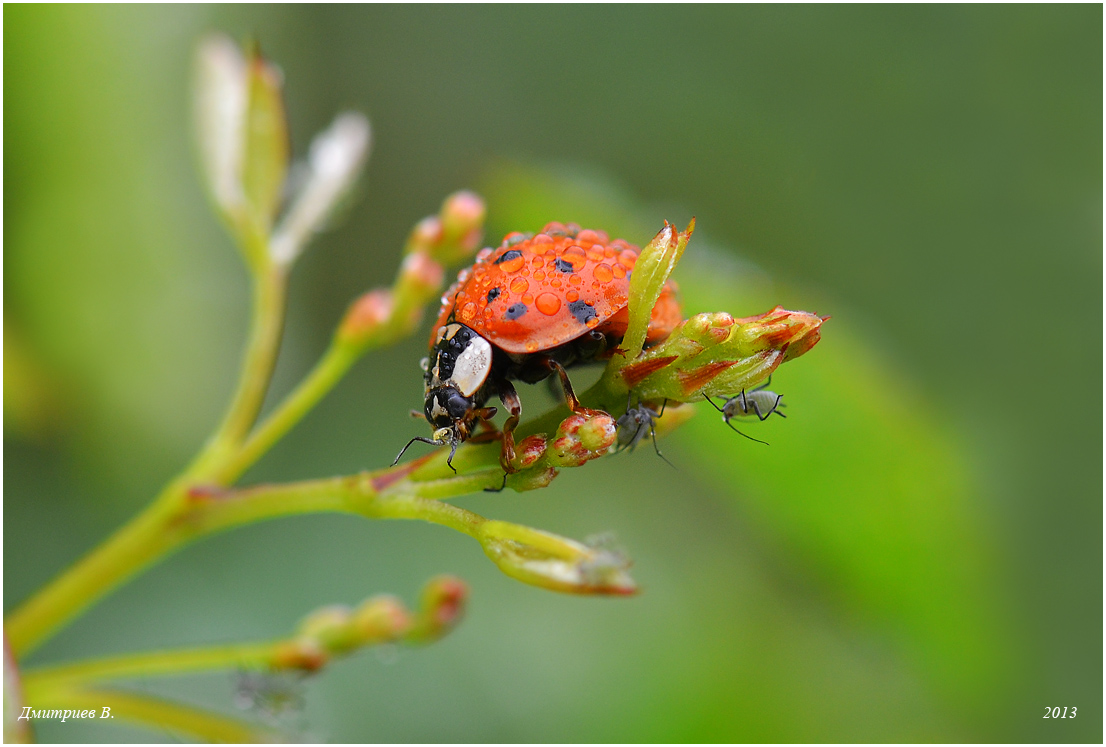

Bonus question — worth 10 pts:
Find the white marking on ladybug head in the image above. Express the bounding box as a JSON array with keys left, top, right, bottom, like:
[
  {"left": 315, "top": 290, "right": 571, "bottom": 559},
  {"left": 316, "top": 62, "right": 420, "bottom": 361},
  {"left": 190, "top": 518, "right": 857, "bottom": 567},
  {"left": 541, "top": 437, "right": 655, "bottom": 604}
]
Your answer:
[{"left": 450, "top": 335, "right": 492, "bottom": 397}]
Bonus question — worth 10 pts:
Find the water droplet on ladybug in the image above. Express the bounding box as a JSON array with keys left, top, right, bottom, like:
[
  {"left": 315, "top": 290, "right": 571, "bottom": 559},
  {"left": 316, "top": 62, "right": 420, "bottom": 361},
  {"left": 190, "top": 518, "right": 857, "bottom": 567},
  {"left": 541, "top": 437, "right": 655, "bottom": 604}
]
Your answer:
[{"left": 536, "top": 292, "right": 562, "bottom": 316}]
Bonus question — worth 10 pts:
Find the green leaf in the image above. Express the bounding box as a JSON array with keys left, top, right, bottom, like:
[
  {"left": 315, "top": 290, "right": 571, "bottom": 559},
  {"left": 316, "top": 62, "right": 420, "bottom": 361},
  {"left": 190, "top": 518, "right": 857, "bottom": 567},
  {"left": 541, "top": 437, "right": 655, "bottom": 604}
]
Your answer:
[
  {"left": 620, "top": 218, "right": 693, "bottom": 361},
  {"left": 240, "top": 47, "right": 289, "bottom": 237}
]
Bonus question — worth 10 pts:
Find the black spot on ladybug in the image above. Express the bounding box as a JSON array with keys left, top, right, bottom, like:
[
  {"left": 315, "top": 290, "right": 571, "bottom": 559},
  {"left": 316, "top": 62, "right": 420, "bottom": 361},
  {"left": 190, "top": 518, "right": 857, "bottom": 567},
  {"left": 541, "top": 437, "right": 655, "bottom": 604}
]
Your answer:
[
  {"left": 568, "top": 300, "right": 596, "bottom": 325},
  {"left": 504, "top": 303, "right": 528, "bottom": 320},
  {"left": 554, "top": 257, "right": 574, "bottom": 273},
  {"left": 495, "top": 249, "right": 523, "bottom": 265},
  {"left": 486, "top": 287, "right": 501, "bottom": 304}
]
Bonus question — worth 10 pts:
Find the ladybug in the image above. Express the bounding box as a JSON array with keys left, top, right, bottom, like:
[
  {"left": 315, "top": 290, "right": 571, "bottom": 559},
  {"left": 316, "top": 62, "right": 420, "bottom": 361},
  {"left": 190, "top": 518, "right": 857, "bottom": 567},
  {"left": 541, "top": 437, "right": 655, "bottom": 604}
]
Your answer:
[{"left": 395, "top": 221, "right": 682, "bottom": 473}]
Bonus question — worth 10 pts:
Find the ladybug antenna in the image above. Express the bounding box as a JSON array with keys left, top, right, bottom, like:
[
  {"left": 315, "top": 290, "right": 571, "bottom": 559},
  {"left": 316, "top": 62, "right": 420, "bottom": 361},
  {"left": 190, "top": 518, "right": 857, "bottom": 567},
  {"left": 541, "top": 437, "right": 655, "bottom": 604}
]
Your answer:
[
  {"left": 392, "top": 436, "right": 439, "bottom": 466},
  {"left": 392, "top": 431, "right": 453, "bottom": 468}
]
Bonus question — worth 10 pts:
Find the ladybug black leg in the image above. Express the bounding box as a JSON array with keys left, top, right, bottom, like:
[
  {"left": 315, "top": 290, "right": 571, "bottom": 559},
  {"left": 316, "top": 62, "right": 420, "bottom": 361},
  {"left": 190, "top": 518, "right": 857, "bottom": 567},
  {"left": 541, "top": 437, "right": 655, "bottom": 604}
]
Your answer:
[
  {"left": 497, "top": 380, "right": 522, "bottom": 474},
  {"left": 544, "top": 359, "right": 604, "bottom": 417}
]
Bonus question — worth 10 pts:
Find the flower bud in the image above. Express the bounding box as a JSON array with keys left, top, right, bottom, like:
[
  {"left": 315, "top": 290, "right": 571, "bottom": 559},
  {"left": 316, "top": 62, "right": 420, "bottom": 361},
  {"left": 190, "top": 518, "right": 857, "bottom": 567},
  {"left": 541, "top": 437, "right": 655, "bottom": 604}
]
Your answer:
[
  {"left": 404, "top": 192, "right": 486, "bottom": 266},
  {"left": 336, "top": 289, "right": 394, "bottom": 348},
  {"left": 439, "top": 191, "right": 486, "bottom": 247},
  {"left": 545, "top": 412, "right": 616, "bottom": 467},
  {"left": 406, "top": 216, "right": 443, "bottom": 254},
  {"left": 511, "top": 435, "right": 547, "bottom": 470},
  {"left": 617, "top": 306, "right": 825, "bottom": 403},
  {"left": 352, "top": 595, "right": 412, "bottom": 644},
  {"left": 296, "top": 604, "right": 358, "bottom": 653},
  {"left": 578, "top": 414, "right": 617, "bottom": 452},
  {"left": 270, "top": 638, "right": 328, "bottom": 672},
  {"left": 395, "top": 251, "right": 445, "bottom": 302},
  {"left": 406, "top": 576, "right": 468, "bottom": 643},
  {"left": 478, "top": 521, "right": 637, "bottom": 596}
]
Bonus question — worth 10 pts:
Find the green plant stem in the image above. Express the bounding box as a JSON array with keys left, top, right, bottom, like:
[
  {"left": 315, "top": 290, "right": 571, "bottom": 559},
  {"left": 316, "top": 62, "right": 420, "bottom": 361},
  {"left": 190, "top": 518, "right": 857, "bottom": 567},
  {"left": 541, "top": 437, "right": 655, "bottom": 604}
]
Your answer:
[
  {"left": 5, "top": 464, "right": 499, "bottom": 659},
  {"left": 23, "top": 684, "right": 272, "bottom": 742},
  {"left": 23, "top": 642, "right": 277, "bottom": 690},
  {"left": 214, "top": 342, "right": 357, "bottom": 484},
  {"left": 6, "top": 266, "right": 292, "bottom": 658},
  {"left": 192, "top": 266, "right": 288, "bottom": 475}
]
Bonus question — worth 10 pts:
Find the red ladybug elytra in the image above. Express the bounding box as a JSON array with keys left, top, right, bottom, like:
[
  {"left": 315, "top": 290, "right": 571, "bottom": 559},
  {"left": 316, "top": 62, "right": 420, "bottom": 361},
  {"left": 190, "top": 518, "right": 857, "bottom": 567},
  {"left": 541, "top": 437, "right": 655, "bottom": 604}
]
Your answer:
[{"left": 395, "top": 222, "right": 681, "bottom": 473}]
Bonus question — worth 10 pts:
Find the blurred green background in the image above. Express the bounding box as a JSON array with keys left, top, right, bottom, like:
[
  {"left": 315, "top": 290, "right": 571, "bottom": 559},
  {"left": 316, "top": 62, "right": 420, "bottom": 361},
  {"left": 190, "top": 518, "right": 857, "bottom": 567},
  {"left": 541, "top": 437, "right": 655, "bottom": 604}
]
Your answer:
[{"left": 4, "top": 5, "right": 1101, "bottom": 742}]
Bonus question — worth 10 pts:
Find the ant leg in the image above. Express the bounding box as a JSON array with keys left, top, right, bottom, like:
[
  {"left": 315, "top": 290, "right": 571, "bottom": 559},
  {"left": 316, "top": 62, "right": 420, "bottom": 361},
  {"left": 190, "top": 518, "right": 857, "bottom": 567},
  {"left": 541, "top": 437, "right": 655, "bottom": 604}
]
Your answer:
[
  {"left": 545, "top": 359, "right": 603, "bottom": 416},
  {"left": 498, "top": 381, "right": 522, "bottom": 474}
]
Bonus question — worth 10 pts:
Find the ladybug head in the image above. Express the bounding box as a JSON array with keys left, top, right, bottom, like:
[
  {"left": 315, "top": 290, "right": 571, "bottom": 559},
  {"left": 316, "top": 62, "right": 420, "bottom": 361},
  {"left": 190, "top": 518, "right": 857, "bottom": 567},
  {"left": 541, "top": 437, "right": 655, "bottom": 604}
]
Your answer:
[
  {"left": 423, "top": 322, "right": 495, "bottom": 436},
  {"left": 424, "top": 384, "right": 476, "bottom": 433},
  {"left": 393, "top": 323, "right": 497, "bottom": 473}
]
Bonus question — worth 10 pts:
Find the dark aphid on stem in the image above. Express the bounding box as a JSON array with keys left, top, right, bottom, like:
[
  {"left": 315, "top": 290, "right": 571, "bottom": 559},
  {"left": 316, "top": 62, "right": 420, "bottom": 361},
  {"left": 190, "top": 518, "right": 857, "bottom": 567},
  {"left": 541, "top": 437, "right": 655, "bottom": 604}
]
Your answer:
[
  {"left": 704, "top": 376, "right": 786, "bottom": 446},
  {"left": 614, "top": 396, "right": 674, "bottom": 467}
]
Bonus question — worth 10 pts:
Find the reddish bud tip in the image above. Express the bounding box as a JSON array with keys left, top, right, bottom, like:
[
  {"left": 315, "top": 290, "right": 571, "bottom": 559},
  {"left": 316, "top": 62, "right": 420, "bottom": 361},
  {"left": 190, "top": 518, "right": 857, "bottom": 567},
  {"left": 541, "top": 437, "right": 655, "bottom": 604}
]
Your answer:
[
  {"left": 409, "top": 216, "right": 443, "bottom": 253},
  {"left": 271, "top": 639, "right": 328, "bottom": 672},
  {"left": 440, "top": 191, "right": 486, "bottom": 239},
  {"left": 408, "top": 575, "right": 469, "bottom": 643},
  {"left": 337, "top": 289, "right": 394, "bottom": 346},
  {"left": 399, "top": 250, "right": 446, "bottom": 294},
  {"left": 513, "top": 435, "right": 548, "bottom": 469}
]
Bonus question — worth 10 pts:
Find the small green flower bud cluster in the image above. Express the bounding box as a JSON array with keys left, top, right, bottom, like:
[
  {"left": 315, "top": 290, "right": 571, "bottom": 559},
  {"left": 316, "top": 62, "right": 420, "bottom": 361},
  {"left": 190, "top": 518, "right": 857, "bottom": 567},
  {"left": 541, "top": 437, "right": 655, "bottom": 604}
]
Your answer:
[
  {"left": 268, "top": 576, "right": 467, "bottom": 672},
  {"left": 501, "top": 411, "right": 617, "bottom": 492}
]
